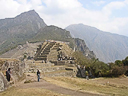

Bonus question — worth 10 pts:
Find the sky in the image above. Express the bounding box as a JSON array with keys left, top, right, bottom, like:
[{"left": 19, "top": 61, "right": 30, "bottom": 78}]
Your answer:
[{"left": 0, "top": 0, "right": 128, "bottom": 36}]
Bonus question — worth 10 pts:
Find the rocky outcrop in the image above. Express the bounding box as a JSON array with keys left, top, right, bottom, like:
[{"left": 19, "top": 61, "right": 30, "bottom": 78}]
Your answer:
[{"left": 74, "top": 38, "right": 96, "bottom": 59}]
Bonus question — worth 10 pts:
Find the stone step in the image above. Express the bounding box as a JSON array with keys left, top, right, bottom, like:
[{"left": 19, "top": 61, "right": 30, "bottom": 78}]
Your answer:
[
  {"left": 43, "top": 50, "right": 50, "bottom": 52},
  {"left": 44, "top": 47, "right": 51, "bottom": 50},
  {"left": 42, "top": 52, "right": 49, "bottom": 54},
  {"left": 36, "top": 57, "right": 47, "bottom": 60},
  {"left": 50, "top": 61, "right": 65, "bottom": 65},
  {"left": 38, "top": 55, "right": 47, "bottom": 57},
  {"left": 35, "top": 63, "right": 53, "bottom": 67}
]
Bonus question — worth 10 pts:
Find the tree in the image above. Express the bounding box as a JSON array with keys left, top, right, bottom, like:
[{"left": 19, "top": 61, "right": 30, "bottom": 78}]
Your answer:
[
  {"left": 72, "top": 51, "right": 91, "bottom": 66},
  {"left": 111, "top": 66, "right": 126, "bottom": 77},
  {"left": 90, "top": 61, "right": 109, "bottom": 77},
  {"left": 122, "top": 56, "right": 128, "bottom": 66},
  {"left": 115, "top": 60, "right": 123, "bottom": 66}
]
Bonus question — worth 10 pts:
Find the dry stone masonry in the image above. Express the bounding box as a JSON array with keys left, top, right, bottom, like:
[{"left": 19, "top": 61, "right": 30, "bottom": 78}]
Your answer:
[
  {"left": 0, "top": 59, "right": 25, "bottom": 92},
  {"left": 25, "top": 40, "right": 77, "bottom": 77}
]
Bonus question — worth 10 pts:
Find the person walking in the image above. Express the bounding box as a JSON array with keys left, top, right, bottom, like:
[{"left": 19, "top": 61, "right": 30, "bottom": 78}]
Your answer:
[{"left": 37, "top": 69, "right": 40, "bottom": 82}]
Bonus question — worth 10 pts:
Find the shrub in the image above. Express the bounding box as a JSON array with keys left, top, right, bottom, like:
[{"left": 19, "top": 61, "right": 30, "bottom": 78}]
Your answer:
[
  {"left": 111, "top": 66, "right": 125, "bottom": 77},
  {"left": 72, "top": 51, "right": 91, "bottom": 66},
  {"left": 90, "top": 61, "right": 109, "bottom": 77}
]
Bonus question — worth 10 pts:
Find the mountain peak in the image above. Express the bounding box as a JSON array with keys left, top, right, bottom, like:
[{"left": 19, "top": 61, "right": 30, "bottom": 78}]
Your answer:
[
  {"left": 22, "top": 10, "right": 37, "bottom": 15},
  {"left": 15, "top": 10, "right": 39, "bottom": 19},
  {"left": 13, "top": 10, "right": 46, "bottom": 27}
]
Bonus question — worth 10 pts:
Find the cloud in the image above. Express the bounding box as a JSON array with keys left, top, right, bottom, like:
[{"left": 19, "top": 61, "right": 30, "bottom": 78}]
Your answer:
[
  {"left": 92, "top": 1, "right": 106, "bottom": 6},
  {"left": 37, "top": 0, "right": 128, "bottom": 37},
  {"left": 0, "top": 0, "right": 128, "bottom": 36},
  {"left": 41, "top": 0, "right": 82, "bottom": 15},
  {"left": 0, "top": 0, "right": 20, "bottom": 18},
  {"left": 99, "top": 0, "right": 128, "bottom": 35},
  {"left": 102, "top": 1, "right": 126, "bottom": 17}
]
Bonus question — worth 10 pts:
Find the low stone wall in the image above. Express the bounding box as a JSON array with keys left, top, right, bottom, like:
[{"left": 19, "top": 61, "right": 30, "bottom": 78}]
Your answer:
[{"left": 27, "top": 66, "right": 65, "bottom": 73}]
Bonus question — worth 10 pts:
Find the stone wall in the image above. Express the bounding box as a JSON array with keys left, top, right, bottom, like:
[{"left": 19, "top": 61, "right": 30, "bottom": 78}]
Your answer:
[
  {"left": 1, "top": 60, "right": 25, "bottom": 81},
  {"left": 0, "top": 59, "right": 25, "bottom": 91},
  {"left": 24, "top": 60, "right": 77, "bottom": 77}
]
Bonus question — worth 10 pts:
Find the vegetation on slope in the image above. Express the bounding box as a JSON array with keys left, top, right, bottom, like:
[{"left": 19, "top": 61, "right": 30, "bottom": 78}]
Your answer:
[{"left": 73, "top": 51, "right": 128, "bottom": 77}]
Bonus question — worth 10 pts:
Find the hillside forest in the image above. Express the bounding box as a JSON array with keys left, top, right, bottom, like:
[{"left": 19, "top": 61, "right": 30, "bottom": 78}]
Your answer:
[{"left": 73, "top": 51, "right": 128, "bottom": 77}]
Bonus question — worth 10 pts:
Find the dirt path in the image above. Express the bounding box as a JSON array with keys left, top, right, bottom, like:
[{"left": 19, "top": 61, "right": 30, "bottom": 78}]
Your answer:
[
  {"left": 16, "top": 79, "right": 102, "bottom": 96},
  {"left": 14, "top": 73, "right": 103, "bottom": 96}
]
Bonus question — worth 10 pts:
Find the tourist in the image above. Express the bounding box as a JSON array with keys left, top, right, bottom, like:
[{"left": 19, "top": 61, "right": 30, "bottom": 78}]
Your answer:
[
  {"left": 37, "top": 69, "right": 40, "bottom": 82},
  {"left": 85, "top": 71, "right": 89, "bottom": 80},
  {"left": 6, "top": 68, "right": 11, "bottom": 82}
]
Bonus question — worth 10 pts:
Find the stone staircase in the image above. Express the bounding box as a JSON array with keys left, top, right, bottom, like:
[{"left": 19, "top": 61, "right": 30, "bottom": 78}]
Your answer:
[
  {"left": 35, "top": 42, "right": 56, "bottom": 61},
  {"left": 34, "top": 41, "right": 66, "bottom": 63},
  {"left": 47, "top": 43, "right": 62, "bottom": 61},
  {"left": 34, "top": 42, "right": 48, "bottom": 60}
]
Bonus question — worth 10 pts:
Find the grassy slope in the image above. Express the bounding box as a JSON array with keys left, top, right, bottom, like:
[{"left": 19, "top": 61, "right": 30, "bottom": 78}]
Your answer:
[
  {"left": 44, "top": 77, "right": 128, "bottom": 96},
  {"left": 0, "top": 87, "right": 69, "bottom": 96}
]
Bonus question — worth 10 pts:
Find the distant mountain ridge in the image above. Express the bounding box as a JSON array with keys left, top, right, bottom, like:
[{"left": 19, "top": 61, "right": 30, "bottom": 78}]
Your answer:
[
  {"left": 32, "top": 25, "right": 72, "bottom": 42},
  {"left": 66, "top": 24, "right": 128, "bottom": 63}
]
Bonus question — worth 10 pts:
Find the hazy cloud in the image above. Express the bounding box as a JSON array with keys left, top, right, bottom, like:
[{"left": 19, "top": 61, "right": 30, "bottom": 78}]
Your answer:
[{"left": 0, "top": 0, "right": 128, "bottom": 36}]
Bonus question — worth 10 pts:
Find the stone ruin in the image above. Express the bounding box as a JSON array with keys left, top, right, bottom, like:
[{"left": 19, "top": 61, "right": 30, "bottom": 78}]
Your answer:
[
  {"left": 25, "top": 40, "right": 77, "bottom": 77},
  {"left": 0, "top": 40, "right": 78, "bottom": 92},
  {"left": 34, "top": 40, "right": 75, "bottom": 65},
  {"left": 0, "top": 59, "right": 25, "bottom": 92}
]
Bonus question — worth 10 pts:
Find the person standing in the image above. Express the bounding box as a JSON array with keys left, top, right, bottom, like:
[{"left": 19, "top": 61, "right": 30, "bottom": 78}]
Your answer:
[
  {"left": 85, "top": 71, "right": 89, "bottom": 80},
  {"left": 6, "top": 68, "right": 11, "bottom": 82},
  {"left": 37, "top": 69, "right": 40, "bottom": 82}
]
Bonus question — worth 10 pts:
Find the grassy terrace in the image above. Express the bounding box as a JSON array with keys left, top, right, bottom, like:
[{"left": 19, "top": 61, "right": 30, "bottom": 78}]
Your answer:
[{"left": 44, "top": 76, "right": 128, "bottom": 96}]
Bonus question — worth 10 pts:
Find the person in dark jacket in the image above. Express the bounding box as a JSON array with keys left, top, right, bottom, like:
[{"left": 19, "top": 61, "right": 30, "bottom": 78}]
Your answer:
[
  {"left": 6, "top": 68, "right": 11, "bottom": 82},
  {"left": 37, "top": 69, "right": 40, "bottom": 82}
]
